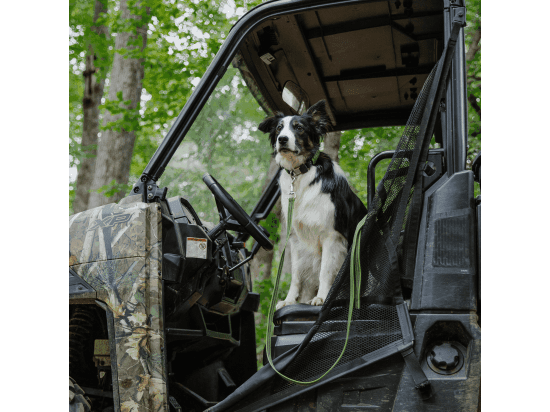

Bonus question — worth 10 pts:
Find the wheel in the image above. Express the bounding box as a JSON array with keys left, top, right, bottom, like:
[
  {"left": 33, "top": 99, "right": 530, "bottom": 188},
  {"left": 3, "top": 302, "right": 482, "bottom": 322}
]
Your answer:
[{"left": 69, "top": 377, "right": 91, "bottom": 412}]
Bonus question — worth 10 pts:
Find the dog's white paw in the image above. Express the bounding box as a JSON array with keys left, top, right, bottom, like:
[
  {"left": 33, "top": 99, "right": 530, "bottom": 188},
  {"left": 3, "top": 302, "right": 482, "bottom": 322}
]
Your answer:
[
  {"left": 308, "top": 297, "right": 324, "bottom": 306},
  {"left": 276, "top": 300, "right": 295, "bottom": 310}
]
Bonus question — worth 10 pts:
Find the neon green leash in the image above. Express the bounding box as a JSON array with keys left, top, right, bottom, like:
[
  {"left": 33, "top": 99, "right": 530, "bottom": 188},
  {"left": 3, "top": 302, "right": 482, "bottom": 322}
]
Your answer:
[{"left": 264, "top": 167, "right": 367, "bottom": 386}]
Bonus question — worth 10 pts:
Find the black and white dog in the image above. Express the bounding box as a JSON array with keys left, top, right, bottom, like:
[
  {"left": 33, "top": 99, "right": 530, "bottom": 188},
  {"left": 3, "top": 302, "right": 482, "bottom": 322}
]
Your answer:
[{"left": 259, "top": 100, "right": 367, "bottom": 309}]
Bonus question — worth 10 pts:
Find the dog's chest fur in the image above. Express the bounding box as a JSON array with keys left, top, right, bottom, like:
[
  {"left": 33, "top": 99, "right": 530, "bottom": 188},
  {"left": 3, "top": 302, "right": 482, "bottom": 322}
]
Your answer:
[{"left": 280, "top": 165, "right": 343, "bottom": 251}]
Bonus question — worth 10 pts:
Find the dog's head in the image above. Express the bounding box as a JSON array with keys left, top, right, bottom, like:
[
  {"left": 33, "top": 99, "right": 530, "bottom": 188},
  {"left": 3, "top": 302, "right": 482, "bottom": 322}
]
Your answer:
[{"left": 258, "top": 100, "right": 330, "bottom": 169}]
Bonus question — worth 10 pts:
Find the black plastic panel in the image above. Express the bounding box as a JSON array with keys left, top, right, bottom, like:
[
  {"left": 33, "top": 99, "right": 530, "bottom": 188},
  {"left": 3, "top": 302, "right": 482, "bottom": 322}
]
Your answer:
[
  {"left": 393, "top": 313, "right": 481, "bottom": 412},
  {"left": 476, "top": 199, "right": 481, "bottom": 303},
  {"left": 269, "top": 354, "right": 404, "bottom": 412},
  {"left": 275, "top": 321, "right": 316, "bottom": 336},
  {"left": 433, "top": 214, "right": 470, "bottom": 267},
  {"left": 411, "top": 171, "right": 477, "bottom": 311},
  {"left": 69, "top": 268, "right": 95, "bottom": 296}
]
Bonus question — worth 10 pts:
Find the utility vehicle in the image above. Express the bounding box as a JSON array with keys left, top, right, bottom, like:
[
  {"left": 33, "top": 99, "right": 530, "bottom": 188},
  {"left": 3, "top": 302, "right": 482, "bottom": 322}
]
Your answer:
[{"left": 69, "top": 0, "right": 480, "bottom": 411}]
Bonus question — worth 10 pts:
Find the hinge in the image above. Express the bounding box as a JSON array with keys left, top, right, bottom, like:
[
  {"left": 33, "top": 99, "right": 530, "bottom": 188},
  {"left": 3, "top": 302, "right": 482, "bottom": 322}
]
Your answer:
[{"left": 132, "top": 175, "right": 168, "bottom": 203}]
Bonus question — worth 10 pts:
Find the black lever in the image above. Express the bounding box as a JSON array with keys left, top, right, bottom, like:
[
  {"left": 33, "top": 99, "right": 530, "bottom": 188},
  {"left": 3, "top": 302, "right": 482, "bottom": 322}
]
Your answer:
[{"left": 227, "top": 241, "right": 261, "bottom": 275}]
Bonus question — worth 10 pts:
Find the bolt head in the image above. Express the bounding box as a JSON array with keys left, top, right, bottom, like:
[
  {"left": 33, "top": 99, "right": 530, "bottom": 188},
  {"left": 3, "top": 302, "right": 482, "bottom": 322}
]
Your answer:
[
  {"left": 147, "top": 185, "right": 153, "bottom": 191},
  {"left": 147, "top": 193, "right": 153, "bottom": 199}
]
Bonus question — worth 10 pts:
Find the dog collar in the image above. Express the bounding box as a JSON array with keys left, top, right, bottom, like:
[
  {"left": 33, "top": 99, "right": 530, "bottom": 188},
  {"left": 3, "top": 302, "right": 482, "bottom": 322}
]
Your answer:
[{"left": 283, "top": 150, "right": 321, "bottom": 176}]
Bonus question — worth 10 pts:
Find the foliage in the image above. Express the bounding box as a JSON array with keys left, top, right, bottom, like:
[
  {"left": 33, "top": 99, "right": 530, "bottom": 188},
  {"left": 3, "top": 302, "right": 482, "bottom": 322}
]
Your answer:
[
  {"left": 69, "top": 0, "right": 113, "bottom": 212},
  {"left": 70, "top": 0, "right": 265, "bottom": 207},
  {"left": 101, "top": 91, "right": 143, "bottom": 132},
  {"left": 339, "top": 127, "right": 403, "bottom": 206},
  {"left": 96, "top": 179, "right": 134, "bottom": 198},
  {"left": 158, "top": 61, "right": 273, "bottom": 224},
  {"left": 133, "top": 0, "right": 264, "bottom": 186}
]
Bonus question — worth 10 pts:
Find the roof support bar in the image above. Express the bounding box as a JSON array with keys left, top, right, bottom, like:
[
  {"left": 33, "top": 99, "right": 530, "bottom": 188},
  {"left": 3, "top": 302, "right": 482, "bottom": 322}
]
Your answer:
[
  {"left": 323, "top": 65, "right": 434, "bottom": 83},
  {"left": 304, "top": 9, "right": 443, "bottom": 40}
]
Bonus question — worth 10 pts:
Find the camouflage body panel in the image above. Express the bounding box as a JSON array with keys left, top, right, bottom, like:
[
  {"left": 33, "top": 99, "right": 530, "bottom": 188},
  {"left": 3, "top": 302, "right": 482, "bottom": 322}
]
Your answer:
[
  {"left": 69, "top": 197, "right": 168, "bottom": 412},
  {"left": 69, "top": 197, "right": 150, "bottom": 266}
]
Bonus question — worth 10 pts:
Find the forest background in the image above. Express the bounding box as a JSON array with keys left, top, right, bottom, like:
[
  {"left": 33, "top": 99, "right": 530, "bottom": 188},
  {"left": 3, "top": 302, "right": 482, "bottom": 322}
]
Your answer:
[{"left": 69, "top": 0, "right": 481, "bottom": 364}]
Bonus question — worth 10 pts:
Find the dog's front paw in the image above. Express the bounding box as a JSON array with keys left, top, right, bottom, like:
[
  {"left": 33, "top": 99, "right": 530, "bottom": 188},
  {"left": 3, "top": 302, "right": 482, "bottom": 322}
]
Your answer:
[
  {"left": 308, "top": 297, "right": 324, "bottom": 306},
  {"left": 276, "top": 300, "right": 295, "bottom": 310}
]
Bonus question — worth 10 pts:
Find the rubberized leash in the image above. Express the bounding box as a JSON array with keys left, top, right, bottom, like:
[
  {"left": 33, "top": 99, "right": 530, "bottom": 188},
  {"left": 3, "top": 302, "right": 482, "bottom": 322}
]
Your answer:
[{"left": 264, "top": 161, "right": 366, "bottom": 386}]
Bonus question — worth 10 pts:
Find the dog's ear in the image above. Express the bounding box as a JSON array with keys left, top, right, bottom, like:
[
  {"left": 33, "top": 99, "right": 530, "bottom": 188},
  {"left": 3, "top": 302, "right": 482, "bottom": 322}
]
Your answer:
[
  {"left": 258, "top": 112, "right": 284, "bottom": 133},
  {"left": 306, "top": 100, "right": 330, "bottom": 136}
]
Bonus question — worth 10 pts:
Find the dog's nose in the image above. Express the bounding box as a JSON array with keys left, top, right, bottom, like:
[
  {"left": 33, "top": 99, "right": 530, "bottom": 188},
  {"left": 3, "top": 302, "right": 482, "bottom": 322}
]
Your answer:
[{"left": 278, "top": 136, "right": 289, "bottom": 145}]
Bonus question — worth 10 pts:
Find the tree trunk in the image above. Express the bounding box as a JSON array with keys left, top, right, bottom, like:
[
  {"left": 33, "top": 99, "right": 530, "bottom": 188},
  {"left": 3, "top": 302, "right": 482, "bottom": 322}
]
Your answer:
[
  {"left": 324, "top": 130, "right": 342, "bottom": 163},
  {"left": 74, "top": 0, "right": 109, "bottom": 213},
  {"left": 88, "top": 0, "right": 148, "bottom": 209},
  {"left": 466, "top": 24, "right": 481, "bottom": 72}
]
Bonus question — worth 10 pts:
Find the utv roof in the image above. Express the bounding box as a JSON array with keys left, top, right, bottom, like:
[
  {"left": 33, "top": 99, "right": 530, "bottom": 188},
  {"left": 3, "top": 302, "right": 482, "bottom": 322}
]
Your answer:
[
  {"left": 142, "top": 0, "right": 453, "bottom": 181},
  {"left": 236, "top": 0, "right": 444, "bottom": 130}
]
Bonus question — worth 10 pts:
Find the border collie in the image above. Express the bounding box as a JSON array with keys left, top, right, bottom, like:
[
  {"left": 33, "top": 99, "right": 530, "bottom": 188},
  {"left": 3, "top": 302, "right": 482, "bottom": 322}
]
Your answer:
[{"left": 259, "top": 100, "right": 367, "bottom": 309}]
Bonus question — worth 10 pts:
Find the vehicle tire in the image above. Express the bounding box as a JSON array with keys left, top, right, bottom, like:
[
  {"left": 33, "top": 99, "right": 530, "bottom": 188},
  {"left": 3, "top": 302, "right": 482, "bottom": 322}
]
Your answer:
[{"left": 70, "top": 377, "right": 91, "bottom": 412}]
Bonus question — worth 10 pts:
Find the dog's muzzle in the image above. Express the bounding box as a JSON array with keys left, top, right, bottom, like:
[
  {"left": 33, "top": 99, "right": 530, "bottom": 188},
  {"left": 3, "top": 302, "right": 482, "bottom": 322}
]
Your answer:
[{"left": 277, "top": 135, "right": 297, "bottom": 153}]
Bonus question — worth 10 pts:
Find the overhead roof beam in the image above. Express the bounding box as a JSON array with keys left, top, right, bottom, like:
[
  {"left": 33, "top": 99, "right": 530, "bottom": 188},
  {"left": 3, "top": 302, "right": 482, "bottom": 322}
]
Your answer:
[
  {"left": 322, "top": 65, "right": 435, "bottom": 83},
  {"left": 335, "top": 108, "right": 417, "bottom": 130},
  {"left": 390, "top": 21, "right": 443, "bottom": 42},
  {"left": 304, "top": 9, "right": 443, "bottom": 40}
]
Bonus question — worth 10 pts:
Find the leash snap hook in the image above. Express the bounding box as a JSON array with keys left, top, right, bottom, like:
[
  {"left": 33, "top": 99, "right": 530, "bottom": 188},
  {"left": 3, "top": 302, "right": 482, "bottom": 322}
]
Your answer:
[{"left": 289, "top": 171, "right": 297, "bottom": 199}]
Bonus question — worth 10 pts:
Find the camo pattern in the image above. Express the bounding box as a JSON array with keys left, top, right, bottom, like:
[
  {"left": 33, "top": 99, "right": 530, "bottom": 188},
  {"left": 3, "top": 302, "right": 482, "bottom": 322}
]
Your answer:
[
  {"left": 69, "top": 200, "right": 150, "bottom": 266},
  {"left": 69, "top": 199, "right": 168, "bottom": 412}
]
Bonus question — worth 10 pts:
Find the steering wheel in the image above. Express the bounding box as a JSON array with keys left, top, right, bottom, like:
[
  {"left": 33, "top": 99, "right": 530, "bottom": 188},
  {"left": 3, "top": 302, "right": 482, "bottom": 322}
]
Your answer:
[{"left": 202, "top": 173, "right": 273, "bottom": 250}]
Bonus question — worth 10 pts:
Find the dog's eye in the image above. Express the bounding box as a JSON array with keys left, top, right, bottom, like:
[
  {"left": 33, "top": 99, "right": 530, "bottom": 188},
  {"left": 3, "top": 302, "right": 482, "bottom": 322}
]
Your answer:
[
  {"left": 295, "top": 125, "right": 303, "bottom": 131},
  {"left": 276, "top": 124, "right": 283, "bottom": 132}
]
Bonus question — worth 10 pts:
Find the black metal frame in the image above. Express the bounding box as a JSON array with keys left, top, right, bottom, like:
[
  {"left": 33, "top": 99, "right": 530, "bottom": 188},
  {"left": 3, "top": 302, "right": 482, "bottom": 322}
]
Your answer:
[
  {"left": 367, "top": 148, "right": 446, "bottom": 207},
  {"left": 132, "top": 0, "right": 468, "bottom": 204},
  {"left": 443, "top": 0, "right": 468, "bottom": 175}
]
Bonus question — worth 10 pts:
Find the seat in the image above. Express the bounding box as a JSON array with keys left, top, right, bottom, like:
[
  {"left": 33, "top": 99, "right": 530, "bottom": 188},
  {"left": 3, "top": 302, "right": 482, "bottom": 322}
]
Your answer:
[
  {"left": 273, "top": 304, "right": 321, "bottom": 324},
  {"left": 264, "top": 305, "right": 322, "bottom": 364}
]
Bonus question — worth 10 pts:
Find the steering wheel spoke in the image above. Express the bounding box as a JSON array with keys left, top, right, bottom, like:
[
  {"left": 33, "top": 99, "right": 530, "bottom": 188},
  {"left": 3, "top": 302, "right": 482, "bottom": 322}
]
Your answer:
[{"left": 202, "top": 173, "right": 273, "bottom": 250}]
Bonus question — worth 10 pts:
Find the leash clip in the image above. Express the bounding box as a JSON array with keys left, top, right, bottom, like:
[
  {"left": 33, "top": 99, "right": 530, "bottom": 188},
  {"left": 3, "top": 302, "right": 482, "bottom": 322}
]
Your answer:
[{"left": 289, "top": 172, "right": 297, "bottom": 199}]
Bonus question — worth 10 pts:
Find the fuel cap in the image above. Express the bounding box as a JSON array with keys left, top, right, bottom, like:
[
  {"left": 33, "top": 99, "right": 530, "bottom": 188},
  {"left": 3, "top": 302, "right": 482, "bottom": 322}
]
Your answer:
[{"left": 427, "top": 342, "right": 464, "bottom": 375}]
